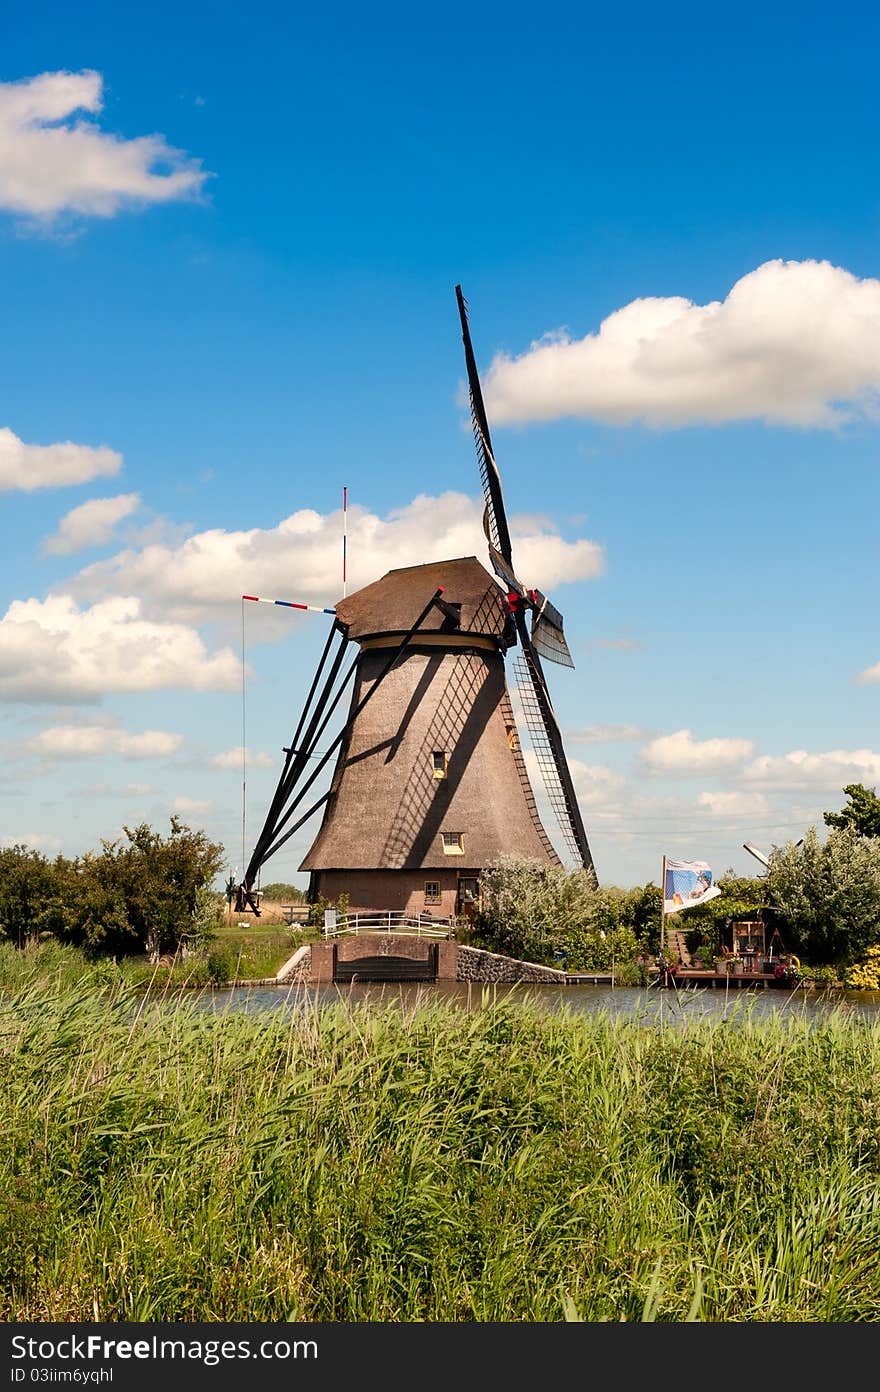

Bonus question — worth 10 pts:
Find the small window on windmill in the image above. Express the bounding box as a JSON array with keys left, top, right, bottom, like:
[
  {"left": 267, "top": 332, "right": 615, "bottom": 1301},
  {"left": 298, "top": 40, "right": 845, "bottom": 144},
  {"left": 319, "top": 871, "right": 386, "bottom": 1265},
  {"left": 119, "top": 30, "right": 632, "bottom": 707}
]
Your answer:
[
  {"left": 432, "top": 751, "right": 448, "bottom": 779},
  {"left": 505, "top": 723, "right": 519, "bottom": 751},
  {"left": 424, "top": 881, "right": 441, "bottom": 903},
  {"left": 441, "top": 832, "right": 464, "bottom": 855}
]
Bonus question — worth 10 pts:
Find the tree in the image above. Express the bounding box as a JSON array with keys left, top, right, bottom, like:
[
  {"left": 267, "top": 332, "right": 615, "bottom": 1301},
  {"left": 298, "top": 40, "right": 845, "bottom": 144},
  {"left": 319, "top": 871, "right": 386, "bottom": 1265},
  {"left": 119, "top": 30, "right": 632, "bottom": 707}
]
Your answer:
[
  {"left": 260, "top": 882, "right": 307, "bottom": 902},
  {"left": 57, "top": 818, "right": 225, "bottom": 958},
  {"left": 823, "top": 784, "right": 880, "bottom": 839},
  {"left": 766, "top": 826, "right": 880, "bottom": 967},
  {"left": 470, "top": 855, "right": 591, "bottom": 963},
  {"left": 0, "top": 845, "right": 62, "bottom": 947},
  {"left": 470, "top": 855, "right": 650, "bottom": 970},
  {"left": 621, "top": 881, "right": 662, "bottom": 949}
]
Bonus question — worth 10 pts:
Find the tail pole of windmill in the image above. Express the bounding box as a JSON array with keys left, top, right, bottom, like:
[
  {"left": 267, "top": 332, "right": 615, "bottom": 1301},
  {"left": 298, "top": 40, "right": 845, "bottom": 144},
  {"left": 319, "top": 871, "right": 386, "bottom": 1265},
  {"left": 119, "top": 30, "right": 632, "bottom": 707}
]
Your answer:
[{"left": 237, "top": 489, "right": 347, "bottom": 908}]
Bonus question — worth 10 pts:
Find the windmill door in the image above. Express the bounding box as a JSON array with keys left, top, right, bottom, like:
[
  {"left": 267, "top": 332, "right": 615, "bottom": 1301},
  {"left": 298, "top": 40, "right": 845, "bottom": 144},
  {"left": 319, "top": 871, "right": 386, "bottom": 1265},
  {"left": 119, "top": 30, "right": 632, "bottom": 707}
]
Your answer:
[{"left": 457, "top": 877, "right": 480, "bottom": 919}]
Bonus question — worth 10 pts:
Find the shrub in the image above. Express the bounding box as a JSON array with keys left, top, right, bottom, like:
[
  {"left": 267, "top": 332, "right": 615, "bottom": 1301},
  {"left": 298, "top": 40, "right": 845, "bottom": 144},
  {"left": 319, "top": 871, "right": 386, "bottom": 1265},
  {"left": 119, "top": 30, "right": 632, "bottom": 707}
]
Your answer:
[
  {"left": 798, "top": 963, "right": 839, "bottom": 988},
  {"left": 205, "top": 949, "right": 234, "bottom": 985},
  {"left": 767, "top": 827, "right": 880, "bottom": 968},
  {"left": 53, "top": 818, "right": 226, "bottom": 959},
  {"left": 844, "top": 946, "right": 880, "bottom": 992},
  {"left": 613, "top": 958, "right": 650, "bottom": 987},
  {"left": 471, "top": 856, "right": 651, "bottom": 969}
]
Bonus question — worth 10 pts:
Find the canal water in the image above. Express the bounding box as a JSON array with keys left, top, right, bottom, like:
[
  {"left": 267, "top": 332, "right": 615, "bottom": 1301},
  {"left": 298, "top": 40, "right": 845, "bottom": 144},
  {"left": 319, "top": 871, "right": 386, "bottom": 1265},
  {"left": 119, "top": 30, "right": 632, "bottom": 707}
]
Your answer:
[{"left": 193, "top": 979, "right": 880, "bottom": 1027}]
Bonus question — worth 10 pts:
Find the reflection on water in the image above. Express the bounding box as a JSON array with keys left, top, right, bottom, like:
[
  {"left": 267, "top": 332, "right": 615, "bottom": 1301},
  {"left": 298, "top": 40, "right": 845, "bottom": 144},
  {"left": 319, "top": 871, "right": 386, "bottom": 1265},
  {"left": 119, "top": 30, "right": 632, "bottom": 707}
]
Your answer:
[{"left": 191, "top": 979, "right": 880, "bottom": 1027}]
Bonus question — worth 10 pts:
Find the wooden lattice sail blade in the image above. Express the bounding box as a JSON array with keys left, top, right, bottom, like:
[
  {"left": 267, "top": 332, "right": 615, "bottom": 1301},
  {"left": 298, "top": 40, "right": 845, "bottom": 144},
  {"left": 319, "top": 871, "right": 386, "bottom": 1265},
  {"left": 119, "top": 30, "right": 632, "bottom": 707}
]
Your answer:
[
  {"left": 513, "top": 648, "right": 596, "bottom": 878},
  {"left": 531, "top": 613, "right": 574, "bottom": 668},
  {"left": 530, "top": 590, "right": 575, "bottom": 668},
  {"left": 456, "top": 284, "right": 514, "bottom": 571}
]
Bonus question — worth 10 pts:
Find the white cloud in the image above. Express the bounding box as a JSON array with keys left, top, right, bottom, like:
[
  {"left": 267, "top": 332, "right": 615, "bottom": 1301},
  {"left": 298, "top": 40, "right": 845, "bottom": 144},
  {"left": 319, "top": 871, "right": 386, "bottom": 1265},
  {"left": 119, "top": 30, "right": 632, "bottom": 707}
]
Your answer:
[
  {"left": 69, "top": 492, "right": 604, "bottom": 625},
  {"left": 211, "top": 746, "right": 275, "bottom": 770},
  {"left": 587, "top": 637, "right": 642, "bottom": 652},
  {"left": 77, "top": 782, "right": 156, "bottom": 797},
  {"left": 855, "top": 660, "right": 880, "bottom": 685},
  {"left": 0, "top": 426, "right": 122, "bottom": 492},
  {"left": 482, "top": 259, "right": 880, "bottom": 429},
  {"left": 0, "top": 70, "right": 208, "bottom": 221},
  {"left": 172, "top": 795, "right": 212, "bottom": 815},
  {"left": 43, "top": 493, "right": 140, "bottom": 555},
  {"left": 27, "top": 724, "right": 182, "bottom": 759},
  {"left": 1, "top": 830, "right": 62, "bottom": 851},
  {"left": 525, "top": 749, "right": 624, "bottom": 808},
  {"left": 568, "top": 758, "right": 625, "bottom": 806},
  {"left": 742, "top": 748, "right": 880, "bottom": 789},
  {"left": 641, "top": 729, "right": 755, "bottom": 774},
  {"left": 569, "top": 723, "right": 649, "bottom": 744},
  {"left": 0, "top": 594, "right": 240, "bottom": 702},
  {"left": 698, "top": 790, "right": 769, "bottom": 818}
]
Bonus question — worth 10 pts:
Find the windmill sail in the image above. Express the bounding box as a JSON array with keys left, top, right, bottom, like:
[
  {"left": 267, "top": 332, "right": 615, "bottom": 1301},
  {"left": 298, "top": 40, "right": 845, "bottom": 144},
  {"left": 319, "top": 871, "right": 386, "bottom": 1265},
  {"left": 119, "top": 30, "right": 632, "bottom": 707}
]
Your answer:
[
  {"left": 455, "top": 283, "right": 597, "bottom": 881},
  {"left": 512, "top": 653, "right": 582, "bottom": 863},
  {"left": 512, "top": 624, "right": 596, "bottom": 880},
  {"left": 455, "top": 285, "right": 516, "bottom": 583},
  {"left": 529, "top": 589, "right": 574, "bottom": 669}
]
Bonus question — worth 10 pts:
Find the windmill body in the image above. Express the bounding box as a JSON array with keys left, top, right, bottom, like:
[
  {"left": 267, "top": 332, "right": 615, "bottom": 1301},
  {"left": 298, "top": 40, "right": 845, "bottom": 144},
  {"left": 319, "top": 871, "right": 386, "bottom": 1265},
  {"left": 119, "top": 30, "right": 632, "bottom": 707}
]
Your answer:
[{"left": 300, "top": 556, "right": 560, "bottom": 918}]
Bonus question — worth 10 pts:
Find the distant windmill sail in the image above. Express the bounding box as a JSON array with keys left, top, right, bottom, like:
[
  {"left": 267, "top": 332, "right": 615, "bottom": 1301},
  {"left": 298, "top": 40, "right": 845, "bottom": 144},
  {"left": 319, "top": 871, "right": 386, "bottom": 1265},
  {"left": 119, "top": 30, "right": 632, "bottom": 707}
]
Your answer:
[{"left": 455, "top": 284, "right": 596, "bottom": 882}]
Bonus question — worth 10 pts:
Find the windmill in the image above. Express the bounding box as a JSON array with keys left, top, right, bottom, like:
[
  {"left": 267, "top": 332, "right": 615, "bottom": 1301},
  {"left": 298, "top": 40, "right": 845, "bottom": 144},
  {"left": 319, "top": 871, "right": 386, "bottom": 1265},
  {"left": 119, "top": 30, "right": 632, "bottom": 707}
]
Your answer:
[{"left": 234, "top": 287, "right": 597, "bottom": 919}]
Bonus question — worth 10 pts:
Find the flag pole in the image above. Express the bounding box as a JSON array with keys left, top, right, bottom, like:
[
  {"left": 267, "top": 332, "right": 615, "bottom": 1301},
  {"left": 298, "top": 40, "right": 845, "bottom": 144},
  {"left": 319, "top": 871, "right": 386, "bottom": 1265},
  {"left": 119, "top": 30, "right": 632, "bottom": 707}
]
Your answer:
[{"left": 660, "top": 853, "right": 667, "bottom": 961}]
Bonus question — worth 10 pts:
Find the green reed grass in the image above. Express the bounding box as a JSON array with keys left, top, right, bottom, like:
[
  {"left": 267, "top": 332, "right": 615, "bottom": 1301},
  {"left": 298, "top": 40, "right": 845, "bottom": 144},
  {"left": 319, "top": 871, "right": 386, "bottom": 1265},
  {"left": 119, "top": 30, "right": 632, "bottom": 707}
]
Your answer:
[
  {"left": 0, "top": 935, "right": 297, "bottom": 995},
  {"left": 2, "top": 973, "right": 879, "bottom": 1322}
]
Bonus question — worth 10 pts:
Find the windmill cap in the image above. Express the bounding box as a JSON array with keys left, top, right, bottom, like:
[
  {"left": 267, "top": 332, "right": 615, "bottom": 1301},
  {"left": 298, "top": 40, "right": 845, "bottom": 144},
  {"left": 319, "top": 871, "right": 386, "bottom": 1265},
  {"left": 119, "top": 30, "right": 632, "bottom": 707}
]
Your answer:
[{"left": 334, "top": 556, "right": 513, "bottom": 645}]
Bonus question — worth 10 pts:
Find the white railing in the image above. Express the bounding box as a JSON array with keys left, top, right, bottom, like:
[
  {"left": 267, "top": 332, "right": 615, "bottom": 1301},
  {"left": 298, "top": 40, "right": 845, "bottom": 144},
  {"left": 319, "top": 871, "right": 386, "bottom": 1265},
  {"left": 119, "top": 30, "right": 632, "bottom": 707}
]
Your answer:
[{"left": 323, "top": 910, "right": 454, "bottom": 940}]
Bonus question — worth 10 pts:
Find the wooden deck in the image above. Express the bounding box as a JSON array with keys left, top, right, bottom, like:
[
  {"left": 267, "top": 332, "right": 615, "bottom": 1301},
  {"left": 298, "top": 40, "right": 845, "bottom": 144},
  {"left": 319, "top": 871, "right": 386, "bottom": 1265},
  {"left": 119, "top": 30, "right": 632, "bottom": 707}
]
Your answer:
[
  {"left": 560, "top": 968, "right": 794, "bottom": 990},
  {"left": 656, "top": 968, "right": 793, "bottom": 990},
  {"left": 563, "top": 971, "right": 615, "bottom": 985}
]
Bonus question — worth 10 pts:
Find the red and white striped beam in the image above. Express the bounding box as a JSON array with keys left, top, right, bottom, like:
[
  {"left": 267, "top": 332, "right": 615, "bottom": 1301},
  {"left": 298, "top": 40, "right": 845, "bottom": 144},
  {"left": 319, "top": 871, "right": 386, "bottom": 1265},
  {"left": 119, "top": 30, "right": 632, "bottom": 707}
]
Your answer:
[{"left": 242, "top": 595, "right": 336, "bottom": 615}]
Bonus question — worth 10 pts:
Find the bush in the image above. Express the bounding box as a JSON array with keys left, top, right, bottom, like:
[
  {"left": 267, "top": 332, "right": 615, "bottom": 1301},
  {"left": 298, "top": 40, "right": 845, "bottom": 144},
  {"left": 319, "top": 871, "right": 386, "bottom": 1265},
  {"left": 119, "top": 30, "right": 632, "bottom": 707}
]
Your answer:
[
  {"left": 471, "top": 855, "right": 651, "bottom": 970},
  {"left": 259, "top": 882, "right": 307, "bottom": 902},
  {"left": 844, "top": 947, "right": 880, "bottom": 992},
  {"left": 798, "top": 963, "right": 839, "bottom": 988},
  {"left": 53, "top": 818, "right": 225, "bottom": 959},
  {"left": 767, "top": 827, "right": 880, "bottom": 968},
  {"left": 613, "top": 958, "right": 650, "bottom": 987},
  {"left": 205, "top": 949, "right": 234, "bottom": 984}
]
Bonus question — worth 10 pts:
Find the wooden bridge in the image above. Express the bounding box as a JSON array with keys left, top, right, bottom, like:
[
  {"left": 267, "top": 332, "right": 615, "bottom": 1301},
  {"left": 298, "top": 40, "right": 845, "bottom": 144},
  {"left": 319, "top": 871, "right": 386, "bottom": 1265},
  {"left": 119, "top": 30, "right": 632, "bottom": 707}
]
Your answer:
[{"left": 322, "top": 911, "right": 454, "bottom": 940}]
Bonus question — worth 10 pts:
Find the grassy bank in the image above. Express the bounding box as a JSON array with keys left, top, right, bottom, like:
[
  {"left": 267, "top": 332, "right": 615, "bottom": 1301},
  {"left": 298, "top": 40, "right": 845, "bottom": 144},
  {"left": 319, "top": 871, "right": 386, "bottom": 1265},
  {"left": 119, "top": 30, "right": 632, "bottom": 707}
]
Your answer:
[
  {"left": 2, "top": 971, "right": 880, "bottom": 1322},
  {"left": 0, "top": 934, "right": 306, "bottom": 994}
]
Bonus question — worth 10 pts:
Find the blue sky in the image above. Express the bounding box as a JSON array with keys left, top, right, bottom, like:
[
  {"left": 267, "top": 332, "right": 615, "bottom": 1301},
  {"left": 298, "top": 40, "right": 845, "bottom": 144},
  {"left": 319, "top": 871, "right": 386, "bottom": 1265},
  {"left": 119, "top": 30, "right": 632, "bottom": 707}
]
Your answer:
[{"left": 2, "top": 0, "right": 878, "bottom": 890}]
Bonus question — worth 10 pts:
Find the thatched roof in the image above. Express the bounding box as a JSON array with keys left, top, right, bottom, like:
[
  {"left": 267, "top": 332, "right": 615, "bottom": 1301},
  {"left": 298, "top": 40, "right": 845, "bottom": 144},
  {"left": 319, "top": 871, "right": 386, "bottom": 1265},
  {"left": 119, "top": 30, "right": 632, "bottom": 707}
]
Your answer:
[
  {"left": 300, "top": 644, "right": 560, "bottom": 871},
  {"left": 334, "top": 556, "right": 513, "bottom": 646}
]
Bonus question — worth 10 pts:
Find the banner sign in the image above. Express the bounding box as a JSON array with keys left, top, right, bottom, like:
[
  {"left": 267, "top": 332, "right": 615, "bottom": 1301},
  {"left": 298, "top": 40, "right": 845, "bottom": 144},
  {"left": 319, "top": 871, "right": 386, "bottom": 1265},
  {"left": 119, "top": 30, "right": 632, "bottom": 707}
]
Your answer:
[{"left": 663, "top": 858, "right": 721, "bottom": 915}]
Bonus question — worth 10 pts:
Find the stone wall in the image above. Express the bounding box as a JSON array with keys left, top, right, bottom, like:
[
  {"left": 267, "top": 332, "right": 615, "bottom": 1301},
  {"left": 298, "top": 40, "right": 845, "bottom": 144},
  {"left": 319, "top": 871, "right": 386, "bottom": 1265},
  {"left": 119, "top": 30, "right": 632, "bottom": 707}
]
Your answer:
[{"left": 455, "top": 945, "right": 566, "bottom": 984}]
